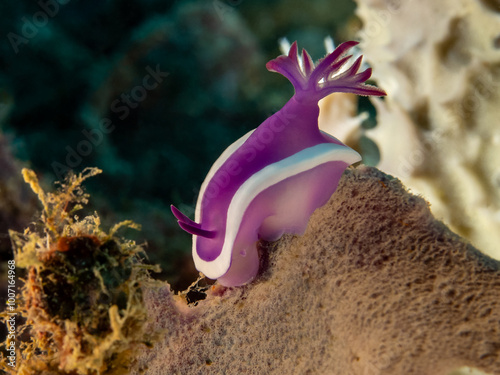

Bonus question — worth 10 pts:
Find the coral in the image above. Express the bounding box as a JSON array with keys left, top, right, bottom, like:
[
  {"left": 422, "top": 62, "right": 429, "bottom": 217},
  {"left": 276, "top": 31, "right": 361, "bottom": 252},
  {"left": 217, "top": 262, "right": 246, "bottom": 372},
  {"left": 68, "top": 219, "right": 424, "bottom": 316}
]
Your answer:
[
  {"left": 0, "top": 169, "right": 160, "bottom": 375},
  {"left": 131, "top": 166, "right": 500, "bottom": 375},
  {"left": 352, "top": 0, "right": 500, "bottom": 260}
]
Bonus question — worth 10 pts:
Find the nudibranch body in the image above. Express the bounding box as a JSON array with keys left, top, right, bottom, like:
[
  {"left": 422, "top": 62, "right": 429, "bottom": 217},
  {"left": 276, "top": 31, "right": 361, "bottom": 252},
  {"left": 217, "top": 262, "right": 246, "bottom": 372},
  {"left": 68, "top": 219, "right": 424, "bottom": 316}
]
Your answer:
[{"left": 172, "top": 41, "right": 386, "bottom": 286}]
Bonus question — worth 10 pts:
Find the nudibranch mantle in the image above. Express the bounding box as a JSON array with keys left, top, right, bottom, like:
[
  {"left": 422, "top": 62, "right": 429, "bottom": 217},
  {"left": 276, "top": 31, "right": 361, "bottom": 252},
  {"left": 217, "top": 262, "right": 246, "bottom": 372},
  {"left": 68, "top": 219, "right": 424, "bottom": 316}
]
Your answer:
[{"left": 172, "top": 41, "right": 386, "bottom": 286}]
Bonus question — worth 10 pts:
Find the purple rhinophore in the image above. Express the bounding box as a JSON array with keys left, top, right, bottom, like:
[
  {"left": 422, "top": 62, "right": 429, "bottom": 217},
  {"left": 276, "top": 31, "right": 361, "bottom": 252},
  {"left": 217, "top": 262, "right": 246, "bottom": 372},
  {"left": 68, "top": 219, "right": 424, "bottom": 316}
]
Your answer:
[{"left": 171, "top": 41, "right": 386, "bottom": 286}]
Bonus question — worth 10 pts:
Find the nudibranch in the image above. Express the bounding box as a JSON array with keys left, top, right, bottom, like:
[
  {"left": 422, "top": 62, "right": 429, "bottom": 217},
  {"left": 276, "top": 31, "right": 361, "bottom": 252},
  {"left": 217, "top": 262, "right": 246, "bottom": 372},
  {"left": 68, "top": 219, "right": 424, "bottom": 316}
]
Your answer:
[{"left": 172, "top": 41, "right": 386, "bottom": 286}]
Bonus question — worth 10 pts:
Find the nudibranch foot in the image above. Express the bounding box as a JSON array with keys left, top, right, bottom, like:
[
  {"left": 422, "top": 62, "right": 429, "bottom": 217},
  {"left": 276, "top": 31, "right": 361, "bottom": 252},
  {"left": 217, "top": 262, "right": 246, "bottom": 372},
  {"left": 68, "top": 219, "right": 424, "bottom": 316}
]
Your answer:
[
  {"left": 216, "top": 242, "right": 260, "bottom": 287},
  {"left": 172, "top": 41, "right": 386, "bottom": 287},
  {"left": 209, "top": 143, "right": 359, "bottom": 287}
]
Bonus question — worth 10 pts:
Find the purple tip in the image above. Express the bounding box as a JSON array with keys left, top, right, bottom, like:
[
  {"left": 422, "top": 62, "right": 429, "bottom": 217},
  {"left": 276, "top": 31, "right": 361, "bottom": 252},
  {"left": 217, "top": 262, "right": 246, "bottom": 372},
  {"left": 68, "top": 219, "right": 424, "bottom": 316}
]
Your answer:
[
  {"left": 178, "top": 221, "right": 217, "bottom": 238},
  {"left": 171, "top": 205, "right": 201, "bottom": 228}
]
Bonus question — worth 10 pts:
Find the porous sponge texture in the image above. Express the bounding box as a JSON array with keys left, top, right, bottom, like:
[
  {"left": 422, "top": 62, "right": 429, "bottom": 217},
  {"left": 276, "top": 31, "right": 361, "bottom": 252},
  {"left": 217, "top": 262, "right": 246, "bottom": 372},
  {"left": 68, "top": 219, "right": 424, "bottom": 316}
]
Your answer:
[{"left": 134, "top": 166, "right": 500, "bottom": 375}]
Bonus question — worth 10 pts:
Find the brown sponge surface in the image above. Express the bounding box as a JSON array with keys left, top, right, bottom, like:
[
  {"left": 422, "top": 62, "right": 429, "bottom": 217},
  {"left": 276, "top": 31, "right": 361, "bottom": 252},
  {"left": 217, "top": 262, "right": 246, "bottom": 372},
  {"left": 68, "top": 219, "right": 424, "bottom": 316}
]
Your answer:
[{"left": 135, "top": 166, "right": 500, "bottom": 375}]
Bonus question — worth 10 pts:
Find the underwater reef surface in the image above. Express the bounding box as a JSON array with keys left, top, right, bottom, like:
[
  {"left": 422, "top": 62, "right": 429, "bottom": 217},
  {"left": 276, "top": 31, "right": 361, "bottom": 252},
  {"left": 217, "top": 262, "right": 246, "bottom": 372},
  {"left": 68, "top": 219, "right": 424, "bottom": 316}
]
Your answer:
[
  {"left": 0, "top": 166, "right": 500, "bottom": 375},
  {"left": 2, "top": 1, "right": 499, "bottom": 374},
  {"left": 131, "top": 166, "right": 500, "bottom": 375},
  {"left": 1, "top": 167, "right": 498, "bottom": 374}
]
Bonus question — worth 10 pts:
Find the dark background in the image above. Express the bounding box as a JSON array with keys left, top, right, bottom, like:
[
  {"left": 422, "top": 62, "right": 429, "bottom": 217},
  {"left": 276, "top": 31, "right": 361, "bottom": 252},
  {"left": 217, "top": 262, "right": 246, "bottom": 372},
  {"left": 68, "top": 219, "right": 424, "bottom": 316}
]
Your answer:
[{"left": 0, "top": 0, "right": 360, "bottom": 289}]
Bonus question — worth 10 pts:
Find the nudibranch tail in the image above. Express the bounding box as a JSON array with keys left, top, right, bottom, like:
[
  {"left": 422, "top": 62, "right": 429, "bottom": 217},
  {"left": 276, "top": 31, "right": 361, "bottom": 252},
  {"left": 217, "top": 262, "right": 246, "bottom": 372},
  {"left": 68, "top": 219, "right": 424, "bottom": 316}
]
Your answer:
[{"left": 266, "top": 41, "right": 386, "bottom": 101}]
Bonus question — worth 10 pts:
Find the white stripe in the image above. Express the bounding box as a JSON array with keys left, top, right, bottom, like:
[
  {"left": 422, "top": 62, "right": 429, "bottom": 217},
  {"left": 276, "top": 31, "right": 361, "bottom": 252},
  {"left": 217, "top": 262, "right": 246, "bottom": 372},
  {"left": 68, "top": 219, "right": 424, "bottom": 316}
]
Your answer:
[
  {"left": 195, "top": 129, "right": 255, "bottom": 223},
  {"left": 193, "top": 142, "right": 361, "bottom": 279}
]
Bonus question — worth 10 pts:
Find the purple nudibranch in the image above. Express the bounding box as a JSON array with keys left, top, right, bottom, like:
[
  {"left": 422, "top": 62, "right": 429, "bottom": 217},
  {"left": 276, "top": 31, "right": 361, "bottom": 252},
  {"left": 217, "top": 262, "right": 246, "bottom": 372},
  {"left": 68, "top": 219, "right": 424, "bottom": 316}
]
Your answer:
[{"left": 172, "top": 41, "right": 386, "bottom": 286}]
